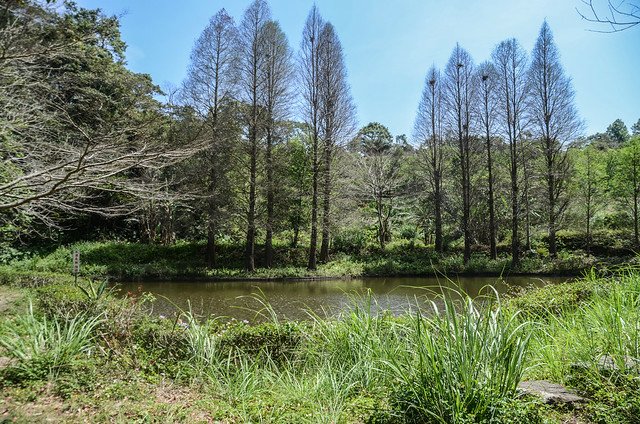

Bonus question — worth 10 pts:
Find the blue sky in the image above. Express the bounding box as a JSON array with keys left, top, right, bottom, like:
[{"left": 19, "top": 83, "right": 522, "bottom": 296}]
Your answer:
[{"left": 77, "top": 0, "right": 639, "bottom": 137}]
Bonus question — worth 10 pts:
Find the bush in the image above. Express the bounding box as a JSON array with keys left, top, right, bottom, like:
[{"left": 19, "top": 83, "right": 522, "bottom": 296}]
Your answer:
[
  {"left": 333, "top": 228, "right": 368, "bottom": 255},
  {"left": 506, "top": 275, "right": 601, "bottom": 318},
  {"left": 35, "top": 283, "right": 94, "bottom": 318},
  {"left": 552, "top": 229, "right": 636, "bottom": 256},
  {"left": 0, "top": 267, "right": 69, "bottom": 288},
  {"left": 218, "top": 321, "right": 302, "bottom": 363}
]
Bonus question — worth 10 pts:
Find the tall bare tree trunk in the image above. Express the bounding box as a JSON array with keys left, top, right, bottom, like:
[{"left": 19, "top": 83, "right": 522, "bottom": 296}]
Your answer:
[
  {"left": 246, "top": 125, "right": 258, "bottom": 271},
  {"left": 319, "top": 142, "right": 331, "bottom": 261},
  {"left": 301, "top": 6, "right": 324, "bottom": 271},
  {"left": 434, "top": 168, "right": 443, "bottom": 252},
  {"left": 265, "top": 127, "right": 274, "bottom": 267}
]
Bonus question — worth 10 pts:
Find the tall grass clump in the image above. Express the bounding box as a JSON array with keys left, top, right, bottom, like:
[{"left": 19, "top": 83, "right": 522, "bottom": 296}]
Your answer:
[
  {"left": 387, "top": 288, "right": 531, "bottom": 423},
  {"left": 304, "top": 292, "right": 406, "bottom": 393},
  {"left": 528, "top": 267, "right": 640, "bottom": 381},
  {"left": 0, "top": 303, "right": 103, "bottom": 382},
  {"left": 181, "top": 310, "right": 222, "bottom": 376}
]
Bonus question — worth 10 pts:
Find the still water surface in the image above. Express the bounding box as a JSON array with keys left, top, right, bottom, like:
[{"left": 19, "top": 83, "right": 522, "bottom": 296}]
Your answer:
[{"left": 116, "top": 275, "right": 567, "bottom": 322}]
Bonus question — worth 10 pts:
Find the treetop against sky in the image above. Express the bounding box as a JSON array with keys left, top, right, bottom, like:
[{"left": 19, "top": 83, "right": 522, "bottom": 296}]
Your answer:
[{"left": 76, "top": 0, "right": 639, "bottom": 138}]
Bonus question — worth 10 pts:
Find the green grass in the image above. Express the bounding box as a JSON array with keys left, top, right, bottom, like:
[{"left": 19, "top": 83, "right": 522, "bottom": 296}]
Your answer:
[
  {"left": 4, "top": 239, "right": 628, "bottom": 282},
  {"left": 2, "top": 268, "right": 640, "bottom": 422},
  {"left": 0, "top": 302, "right": 104, "bottom": 383},
  {"left": 386, "top": 289, "right": 531, "bottom": 423}
]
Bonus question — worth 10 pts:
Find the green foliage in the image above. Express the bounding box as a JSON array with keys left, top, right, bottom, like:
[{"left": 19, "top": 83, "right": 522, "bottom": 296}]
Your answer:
[
  {"left": 0, "top": 303, "right": 103, "bottom": 384},
  {"left": 76, "top": 279, "right": 112, "bottom": 302},
  {"left": 218, "top": 321, "right": 302, "bottom": 363},
  {"left": 34, "top": 283, "right": 93, "bottom": 318},
  {"left": 4, "top": 270, "right": 640, "bottom": 421},
  {"left": 386, "top": 289, "right": 531, "bottom": 423},
  {"left": 506, "top": 274, "right": 600, "bottom": 318},
  {"left": 333, "top": 227, "right": 369, "bottom": 254},
  {"left": 553, "top": 229, "right": 636, "bottom": 255},
  {"left": 606, "top": 119, "right": 630, "bottom": 145}
]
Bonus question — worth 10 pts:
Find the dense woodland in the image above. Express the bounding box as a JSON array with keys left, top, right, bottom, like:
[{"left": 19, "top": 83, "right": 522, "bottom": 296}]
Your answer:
[{"left": 2, "top": 0, "right": 640, "bottom": 271}]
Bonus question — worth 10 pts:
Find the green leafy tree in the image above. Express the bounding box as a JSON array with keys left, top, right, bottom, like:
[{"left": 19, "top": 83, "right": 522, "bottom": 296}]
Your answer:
[
  {"left": 614, "top": 136, "right": 640, "bottom": 245},
  {"left": 606, "top": 119, "right": 630, "bottom": 145},
  {"left": 573, "top": 144, "right": 605, "bottom": 252},
  {"left": 354, "top": 123, "right": 404, "bottom": 250}
]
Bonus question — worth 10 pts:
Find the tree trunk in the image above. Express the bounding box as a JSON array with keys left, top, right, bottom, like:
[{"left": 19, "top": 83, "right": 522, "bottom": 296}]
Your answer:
[
  {"left": 245, "top": 127, "right": 257, "bottom": 272},
  {"left": 206, "top": 156, "right": 218, "bottom": 268},
  {"left": 265, "top": 127, "right": 274, "bottom": 268},
  {"left": 547, "top": 156, "right": 557, "bottom": 258},
  {"left": 510, "top": 149, "right": 520, "bottom": 268},
  {"left": 319, "top": 143, "right": 331, "bottom": 262},
  {"left": 292, "top": 224, "right": 299, "bottom": 248},
  {"left": 487, "top": 135, "right": 497, "bottom": 260},
  {"left": 206, "top": 222, "right": 217, "bottom": 268},
  {"left": 434, "top": 169, "right": 443, "bottom": 253},
  {"left": 634, "top": 185, "right": 639, "bottom": 247},
  {"left": 463, "top": 140, "right": 471, "bottom": 263},
  {"left": 377, "top": 194, "right": 385, "bottom": 250},
  {"left": 586, "top": 198, "right": 591, "bottom": 254},
  {"left": 308, "top": 133, "right": 319, "bottom": 270}
]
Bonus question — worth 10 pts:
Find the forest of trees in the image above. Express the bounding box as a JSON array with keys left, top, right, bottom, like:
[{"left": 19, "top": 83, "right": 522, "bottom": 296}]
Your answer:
[{"left": 2, "top": 0, "right": 640, "bottom": 271}]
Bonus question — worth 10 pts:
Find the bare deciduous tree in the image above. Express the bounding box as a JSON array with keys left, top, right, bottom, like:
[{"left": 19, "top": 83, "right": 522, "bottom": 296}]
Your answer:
[
  {"left": 443, "top": 44, "right": 476, "bottom": 264},
  {"left": 1, "top": 1, "right": 201, "bottom": 229},
  {"left": 475, "top": 61, "right": 500, "bottom": 260},
  {"left": 415, "top": 66, "right": 445, "bottom": 253},
  {"left": 182, "top": 9, "right": 239, "bottom": 267},
  {"left": 528, "top": 21, "right": 583, "bottom": 257},
  {"left": 577, "top": 0, "right": 640, "bottom": 32},
  {"left": 355, "top": 123, "right": 403, "bottom": 250},
  {"left": 492, "top": 38, "right": 529, "bottom": 267},
  {"left": 299, "top": 5, "right": 324, "bottom": 270},
  {"left": 260, "top": 20, "right": 293, "bottom": 268},
  {"left": 238, "top": 0, "right": 270, "bottom": 272},
  {"left": 318, "top": 22, "right": 356, "bottom": 263}
]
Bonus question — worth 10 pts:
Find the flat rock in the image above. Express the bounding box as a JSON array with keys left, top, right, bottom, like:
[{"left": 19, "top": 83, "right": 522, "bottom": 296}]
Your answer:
[
  {"left": 0, "top": 356, "right": 15, "bottom": 369},
  {"left": 597, "top": 355, "right": 640, "bottom": 372},
  {"left": 571, "top": 355, "right": 640, "bottom": 374},
  {"left": 518, "top": 380, "right": 586, "bottom": 405}
]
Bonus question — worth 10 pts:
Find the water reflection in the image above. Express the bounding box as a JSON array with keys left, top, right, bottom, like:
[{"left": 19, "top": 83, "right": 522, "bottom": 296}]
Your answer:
[{"left": 116, "top": 275, "right": 566, "bottom": 322}]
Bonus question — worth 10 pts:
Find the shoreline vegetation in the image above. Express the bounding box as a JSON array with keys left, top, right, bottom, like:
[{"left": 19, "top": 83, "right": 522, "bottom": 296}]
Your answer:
[
  {"left": 2, "top": 234, "right": 637, "bottom": 283},
  {"left": 1, "top": 265, "right": 640, "bottom": 422}
]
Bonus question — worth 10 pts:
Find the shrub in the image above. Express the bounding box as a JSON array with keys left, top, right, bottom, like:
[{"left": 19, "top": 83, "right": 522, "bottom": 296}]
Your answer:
[
  {"left": 35, "top": 283, "right": 93, "bottom": 318},
  {"left": 333, "top": 228, "right": 368, "bottom": 255}
]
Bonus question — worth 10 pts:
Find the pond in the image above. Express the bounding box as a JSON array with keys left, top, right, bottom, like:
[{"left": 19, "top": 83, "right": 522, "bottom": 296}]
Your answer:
[{"left": 116, "top": 275, "right": 568, "bottom": 322}]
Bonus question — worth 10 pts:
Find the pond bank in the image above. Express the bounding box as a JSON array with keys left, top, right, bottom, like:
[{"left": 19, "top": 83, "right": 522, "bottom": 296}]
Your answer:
[
  {"left": 3, "top": 240, "right": 634, "bottom": 283},
  {"left": 1, "top": 268, "right": 639, "bottom": 422}
]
